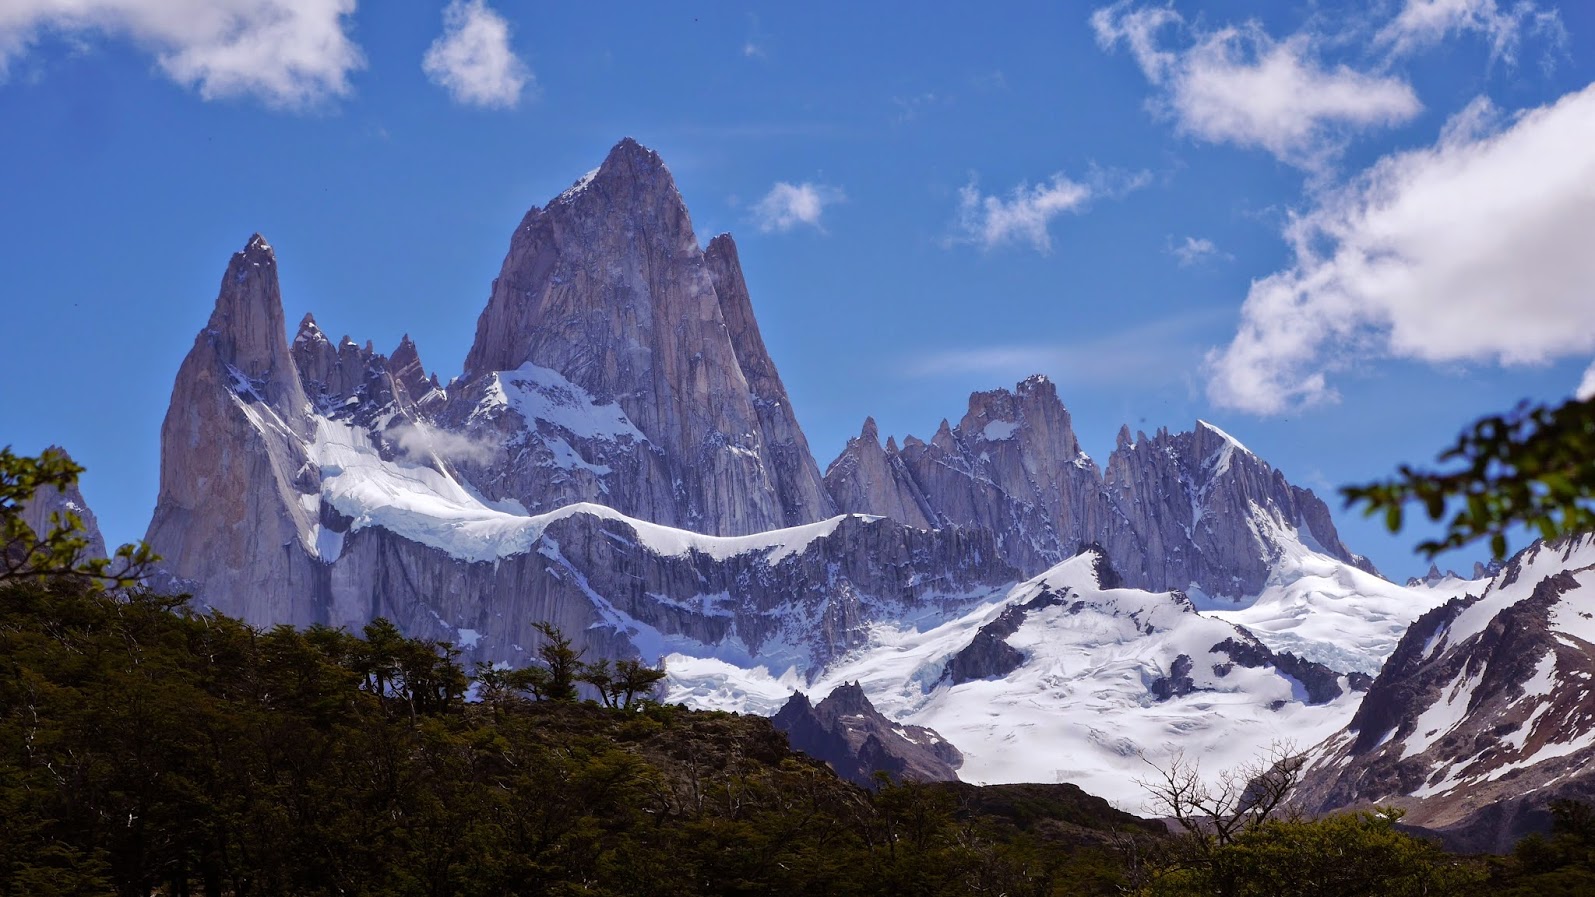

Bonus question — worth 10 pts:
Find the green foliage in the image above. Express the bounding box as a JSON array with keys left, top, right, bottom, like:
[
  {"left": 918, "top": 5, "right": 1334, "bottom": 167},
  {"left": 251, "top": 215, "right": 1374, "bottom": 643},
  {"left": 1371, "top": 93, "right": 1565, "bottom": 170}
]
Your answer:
[
  {"left": 1141, "top": 808, "right": 1485, "bottom": 897},
  {"left": 1491, "top": 799, "right": 1595, "bottom": 896},
  {"left": 0, "top": 446, "right": 158, "bottom": 588},
  {"left": 1343, "top": 396, "right": 1595, "bottom": 559},
  {"left": 0, "top": 581, "right": 1158, "bottom": 896}
]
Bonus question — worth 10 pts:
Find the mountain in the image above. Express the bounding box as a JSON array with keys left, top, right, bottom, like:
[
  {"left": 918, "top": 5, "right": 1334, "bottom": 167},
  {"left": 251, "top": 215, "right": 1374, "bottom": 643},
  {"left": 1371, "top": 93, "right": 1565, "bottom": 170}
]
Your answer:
[
  {"left": 1299, "top": 534, "right": 1595, "bottom": 851},
  {"left": 824, "top": 384, "right": 1373, "bottom": 600},
  {"left": 137, "top": 137, "right": 1461, "bottom": 802},
  {"left": 451, "top": 138, "right": 833, "bottom": 535},
  {"left": 20, "top": 446, "right": 108, "bottom": 561},
  {"left": 771, "top": 682, "right": 962, "bottom": 786},
  {"left": 670, "top": 548, "right": 1374, "bottom": 807}
]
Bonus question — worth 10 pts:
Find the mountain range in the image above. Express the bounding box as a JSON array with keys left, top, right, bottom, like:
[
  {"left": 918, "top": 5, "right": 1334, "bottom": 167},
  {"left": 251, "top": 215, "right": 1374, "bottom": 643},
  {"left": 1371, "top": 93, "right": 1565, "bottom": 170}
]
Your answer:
[{"left": 52, "top": 137, "right": 1593, "bottom": 848}]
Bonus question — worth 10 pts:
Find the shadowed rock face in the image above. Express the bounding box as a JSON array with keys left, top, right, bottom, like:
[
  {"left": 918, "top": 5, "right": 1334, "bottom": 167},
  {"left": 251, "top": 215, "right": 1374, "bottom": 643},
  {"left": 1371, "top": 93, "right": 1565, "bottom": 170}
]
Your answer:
[
  {"left": 454, "top": 138, "right": 833, "bottom": 536},
  {"left": 1299, "top": 535, "right": 1595, "bottom": 853},
  {"left": 773, "top": 682, "right": 962, "bottom": 786}
]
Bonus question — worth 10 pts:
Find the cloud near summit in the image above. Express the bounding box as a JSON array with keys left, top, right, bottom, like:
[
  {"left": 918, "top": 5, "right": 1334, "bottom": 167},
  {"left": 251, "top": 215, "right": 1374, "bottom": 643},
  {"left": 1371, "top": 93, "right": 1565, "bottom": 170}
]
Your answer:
[{"left": 423, "top": 0, "right": 533, "bottom": 109}]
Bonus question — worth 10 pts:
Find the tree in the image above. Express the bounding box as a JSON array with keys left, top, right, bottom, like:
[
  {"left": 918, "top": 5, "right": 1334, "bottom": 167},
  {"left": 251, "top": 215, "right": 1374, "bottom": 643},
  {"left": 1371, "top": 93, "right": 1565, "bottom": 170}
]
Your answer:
[
  {"left": 1, "top": 446, "right": 156, "bottom": 588},
  {"left": 532, "top": 621, "right": 582, "bottom": 702},
  {"left": 1137, "top": 741, "right": 1306, "bottom": 855},
  {"left": 1344, "top": 395, "right": 1595, "bottom": 559}
]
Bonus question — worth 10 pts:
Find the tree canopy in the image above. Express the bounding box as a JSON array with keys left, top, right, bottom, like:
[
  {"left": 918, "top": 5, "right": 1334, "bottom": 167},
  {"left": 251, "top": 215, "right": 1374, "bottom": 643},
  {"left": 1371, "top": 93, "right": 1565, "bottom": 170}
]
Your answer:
[{"left": 1343, "top": 395, "right": 1595, "bottom": 559}]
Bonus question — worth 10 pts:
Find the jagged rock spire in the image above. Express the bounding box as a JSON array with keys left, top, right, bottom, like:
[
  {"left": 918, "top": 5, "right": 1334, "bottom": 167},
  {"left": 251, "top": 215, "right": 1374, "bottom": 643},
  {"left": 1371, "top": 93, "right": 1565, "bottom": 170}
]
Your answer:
[
  {"left": 453, "top": 138, "right": 833, "bottom": 535},
  {"left": 146, "top": 234, "right": 324, "bottom": 625}
]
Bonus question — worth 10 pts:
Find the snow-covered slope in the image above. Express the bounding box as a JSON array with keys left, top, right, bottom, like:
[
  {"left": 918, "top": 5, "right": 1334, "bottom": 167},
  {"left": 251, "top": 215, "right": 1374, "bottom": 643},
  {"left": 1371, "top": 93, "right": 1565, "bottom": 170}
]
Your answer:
[
  {"left": 668, "top": 550, "right": 1367, "bottom": 809},
  {"left": 1299, "top": 534, "right": 1595, "bottom": 851},
  {"left": 1198, "top": 515, "right": 1465, "bottom": 675}
]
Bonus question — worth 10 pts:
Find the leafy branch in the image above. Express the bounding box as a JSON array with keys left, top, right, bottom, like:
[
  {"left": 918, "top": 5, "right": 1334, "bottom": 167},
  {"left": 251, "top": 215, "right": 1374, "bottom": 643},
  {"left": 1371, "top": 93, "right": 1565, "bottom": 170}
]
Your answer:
[{"left": 1343, "top": 396, "right": 1595, "bottom": 560}]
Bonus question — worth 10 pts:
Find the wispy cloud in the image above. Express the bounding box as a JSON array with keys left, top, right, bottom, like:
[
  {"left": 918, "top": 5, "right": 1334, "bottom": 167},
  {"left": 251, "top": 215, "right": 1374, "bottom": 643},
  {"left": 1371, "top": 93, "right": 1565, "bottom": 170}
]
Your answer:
[
  {"left": 0, "top": 0, "right": 364, "bottom": 108},
  {"left": 422, "top": 0, "right": 533, "bottom": 109},
  {"left": 752, "top": 181, "right": 844, "bottom": 233},
  {"left": 1170, "top": 235, "right": 1224, "bottom": 266},
  {"left": 1206, "top": 86, "right": 1595, "bottom": 414},
  {"left": 954, "top": 175, "right": 1091, "bottom": 253},
  {"left": 741, "top": 13, "right": 766, "bottom": 59},
  {"left": 952, "top": 168, "right": 1148, "bottom": 253},
  {"left": 1376, "top": 0, "right": 1565, "bottom": 65},
  {"left": 905, "top": 311, "right": 1222, "bottom": 388},
  {"left": 1091, "top": 2, "right": 1421, "bottom": 170}
]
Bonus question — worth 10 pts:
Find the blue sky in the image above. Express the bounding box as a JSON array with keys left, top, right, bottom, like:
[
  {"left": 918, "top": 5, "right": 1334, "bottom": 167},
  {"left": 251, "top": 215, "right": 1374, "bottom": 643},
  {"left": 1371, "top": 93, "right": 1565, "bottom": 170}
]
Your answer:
[{"left": 2, "top": 0, "right": 1594, "bottom": 579}]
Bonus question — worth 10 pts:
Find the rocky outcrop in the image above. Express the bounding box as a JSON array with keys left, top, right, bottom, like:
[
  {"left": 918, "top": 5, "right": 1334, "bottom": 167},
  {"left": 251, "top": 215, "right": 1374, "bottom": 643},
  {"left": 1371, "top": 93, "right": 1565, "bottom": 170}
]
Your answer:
[
  {"left": 20, "top": 446, "right": 108, "bottom": 560},
  {"left": 827, "top": 387, "right": 1368, "bottom": 600},
  {"left": 827, "top": 376, "right": 1112, "bottom": 573},
  {"left": 1299, "top": 535, "right": 1595, "bottom": 852},
  {"left": 824, "top": 418, "right": 936, "bottom": 530},
  {"left": 704, "top": 234, "right": 835, "bottom": 527},
  {"left": 939, "top": 585, "right": 1067, "bottom": 685},
  {"left": 772, "top": 682, "right": 962, "bottom": 786},
  {"left": 1101, "top": 421, "right": 1370, "bottom": 598},
  {"left": 454, "top": 138, "right": 832, "bottom": 536}
]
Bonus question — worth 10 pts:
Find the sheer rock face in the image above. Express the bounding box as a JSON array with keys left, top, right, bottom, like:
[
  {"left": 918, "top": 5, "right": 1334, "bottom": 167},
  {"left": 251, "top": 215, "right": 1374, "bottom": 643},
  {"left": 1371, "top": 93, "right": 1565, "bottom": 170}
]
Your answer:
[
  {"left": 704, "top": 233, "right": 836, "bottom": 527},
  {"left": 828, "top": 376, "right": 1111, "bottom": 573},
  {"left": 142, "top": 227, "right": 1017, "bottom": 661},
  {"left": 142, "top": 140, "right": 1368, "bottom": 679},
  {"left": 824, "top": 418, "right": 936, "bottom": 530},
  {"left": 1299, "top": 535, "right": 1595, "bottom": 853},
  {"left": 144, "top": 236, "right": 328, "bottom": 626},
  {"left": 455, "top": 138, "right": 831, "bottom": 535},
  {"left": 20, "top": 446, "right": 108, "bottom": 560},
  {"left": 823, "top": 383, "right": 1361, "bottom": 598},
  {"left": 1101, "top": 422, "right": 1368, "bottom": 598}
]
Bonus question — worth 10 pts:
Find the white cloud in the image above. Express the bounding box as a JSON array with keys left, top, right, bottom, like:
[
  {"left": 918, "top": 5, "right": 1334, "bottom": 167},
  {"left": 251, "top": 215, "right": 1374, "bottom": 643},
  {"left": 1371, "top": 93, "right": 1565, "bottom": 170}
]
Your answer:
[
  {"left": 955, "top": 175, "right": 1092, "bottom": 253},
  {"left": 1577, "top": 362, "right": 1595, "bottom": 402},
  {"left": 0, "top": 0, "right": 362, "bottom": 108},
  {"left": 1376, "top": 0, "right": 1563, "bottom": 63},
  {"left": 1172, "top": 235, "right": 1221, "bottom": 266},
  {"left": 422, "top": 0, "right": 532, "bottom": 109},
  {"left": 752, "top": 182, "right": 843, "bottom": 233},
  {"left": 1092, "top": 3, "right": 1421, "bottom": 169},
  {"left": 1207, "top": 85, "right": 1595, "bottom": 414},
  {"left": 390, "top": 422, "right": 499, "bottom": 466}
]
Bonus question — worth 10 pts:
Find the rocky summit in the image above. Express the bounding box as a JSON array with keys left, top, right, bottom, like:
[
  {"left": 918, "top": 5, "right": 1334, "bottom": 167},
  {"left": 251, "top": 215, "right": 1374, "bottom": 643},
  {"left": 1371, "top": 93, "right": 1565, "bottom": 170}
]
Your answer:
[{"left": 131, "top": 138, "right": 1594, "bottom": 818}]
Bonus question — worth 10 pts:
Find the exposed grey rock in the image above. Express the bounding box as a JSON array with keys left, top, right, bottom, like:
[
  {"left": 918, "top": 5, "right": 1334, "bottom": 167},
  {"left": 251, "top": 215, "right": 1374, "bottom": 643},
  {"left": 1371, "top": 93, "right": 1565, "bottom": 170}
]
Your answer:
[
  {"left": 829, "top": 376, "right": 1112, "bottom": 574},
  {"left": 826, "top": 384, "right": 1369, "bottom": 600},
  {"left": 1100, "top": 421, "right": 1371, "bottom": 598},
  {"left": 19, "top": 446, "right": 108, "bottom": 561},
  {"left": 939, "top": 583, "right": 1068, "bottom": 685},
  {"left": 453, "top": 138, "right": 831, "bottom": 536},
  {"left": 704, "top": 233, "right": 836, "bottom": 527},
  {"left": 772, "top": 682, "right": 962, "bottom": 786},
  {"left": 144, "top": 235, "right": 327, "bottom": 627},
  {"left": 824, "top": 417, "right": 936, "bottom": 530},
  {"left": 320, "top": 509, "right": 1018, "bottom": 671}
]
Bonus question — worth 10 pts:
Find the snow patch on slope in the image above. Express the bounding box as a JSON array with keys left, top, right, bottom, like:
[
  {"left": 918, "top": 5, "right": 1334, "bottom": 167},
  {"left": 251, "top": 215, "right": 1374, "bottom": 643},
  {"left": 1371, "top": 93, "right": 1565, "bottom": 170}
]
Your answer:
[
  {"left": 475, "top": 362, "right": 646, "bottom": 443},
  {"left": 311, "top": 417, "right": 862, "bottom": 564}
]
